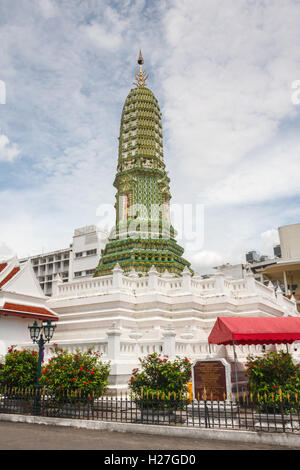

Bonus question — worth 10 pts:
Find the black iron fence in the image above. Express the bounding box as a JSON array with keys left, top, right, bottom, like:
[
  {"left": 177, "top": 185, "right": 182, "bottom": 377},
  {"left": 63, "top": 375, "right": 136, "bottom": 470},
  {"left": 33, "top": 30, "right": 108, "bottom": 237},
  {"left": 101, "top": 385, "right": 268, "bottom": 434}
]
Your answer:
[{"left": 0, "top": 386, "right": 299, "bottom": 433}]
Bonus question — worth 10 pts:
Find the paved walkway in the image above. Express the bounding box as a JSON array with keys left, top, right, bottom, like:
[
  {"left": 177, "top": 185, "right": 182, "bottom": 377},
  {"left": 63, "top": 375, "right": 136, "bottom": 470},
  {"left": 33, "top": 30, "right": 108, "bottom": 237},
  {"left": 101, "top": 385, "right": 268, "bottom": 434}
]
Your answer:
[{"left": 0, "top": 421, "right": 288, "bottom": 450}]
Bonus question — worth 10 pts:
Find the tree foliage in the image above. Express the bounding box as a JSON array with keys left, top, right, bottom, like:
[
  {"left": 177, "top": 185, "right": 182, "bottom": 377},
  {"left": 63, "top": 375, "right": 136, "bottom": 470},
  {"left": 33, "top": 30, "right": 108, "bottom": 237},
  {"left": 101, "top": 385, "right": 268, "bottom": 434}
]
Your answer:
[
  {"left": 39, "top": 344, "right": 110, "bottom": 398},
  {"left": 129, "top": 353, "right": 192, "bottom": 399},
  {"left": 0, "top": 346, "right": 39, "bottom": 387}
]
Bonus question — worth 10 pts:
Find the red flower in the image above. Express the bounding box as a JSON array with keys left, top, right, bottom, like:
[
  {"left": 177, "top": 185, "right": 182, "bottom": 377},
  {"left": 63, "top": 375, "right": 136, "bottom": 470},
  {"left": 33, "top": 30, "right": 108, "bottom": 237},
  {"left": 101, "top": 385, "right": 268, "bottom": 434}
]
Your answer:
[{"left": 72, "top": 378, "right": 76, "bottom": 381}]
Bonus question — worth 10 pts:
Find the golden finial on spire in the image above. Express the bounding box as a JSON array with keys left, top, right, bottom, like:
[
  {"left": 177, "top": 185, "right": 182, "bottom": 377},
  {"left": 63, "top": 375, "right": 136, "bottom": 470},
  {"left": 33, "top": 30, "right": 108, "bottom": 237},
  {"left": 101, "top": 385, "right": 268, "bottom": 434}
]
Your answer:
[{"left": 133, "top": 50, "right": 149, "bottom": 88}]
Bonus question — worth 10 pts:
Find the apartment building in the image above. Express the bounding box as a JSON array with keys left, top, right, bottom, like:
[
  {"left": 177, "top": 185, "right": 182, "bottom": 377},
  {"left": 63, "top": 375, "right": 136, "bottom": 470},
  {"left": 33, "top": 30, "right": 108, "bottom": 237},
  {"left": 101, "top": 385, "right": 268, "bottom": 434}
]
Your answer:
[{"left": 20, "top": 225, "right": 107, "bottom": 296}]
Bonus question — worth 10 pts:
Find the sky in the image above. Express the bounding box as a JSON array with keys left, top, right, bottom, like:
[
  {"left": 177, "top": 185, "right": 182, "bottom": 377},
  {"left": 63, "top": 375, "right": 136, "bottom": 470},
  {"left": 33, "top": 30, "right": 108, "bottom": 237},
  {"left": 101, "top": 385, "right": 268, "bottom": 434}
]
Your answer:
[{"left": 0, "top": 0, "right": 300, "bottom": 274}]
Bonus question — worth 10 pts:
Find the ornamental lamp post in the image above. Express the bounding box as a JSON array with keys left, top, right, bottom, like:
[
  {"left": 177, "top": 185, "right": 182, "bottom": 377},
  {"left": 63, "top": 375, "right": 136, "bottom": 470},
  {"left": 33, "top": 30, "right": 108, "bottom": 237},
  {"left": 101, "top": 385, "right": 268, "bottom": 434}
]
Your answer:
[{"left": 28, "top": 319, "right": 56, "bottom": 389}]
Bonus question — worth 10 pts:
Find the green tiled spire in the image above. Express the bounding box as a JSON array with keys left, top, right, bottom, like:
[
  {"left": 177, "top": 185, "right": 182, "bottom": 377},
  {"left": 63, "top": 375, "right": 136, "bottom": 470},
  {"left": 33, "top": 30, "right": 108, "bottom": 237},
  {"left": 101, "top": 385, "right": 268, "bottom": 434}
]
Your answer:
[{"left": 94, "top": 52, "right": 191, "bottom": 277}]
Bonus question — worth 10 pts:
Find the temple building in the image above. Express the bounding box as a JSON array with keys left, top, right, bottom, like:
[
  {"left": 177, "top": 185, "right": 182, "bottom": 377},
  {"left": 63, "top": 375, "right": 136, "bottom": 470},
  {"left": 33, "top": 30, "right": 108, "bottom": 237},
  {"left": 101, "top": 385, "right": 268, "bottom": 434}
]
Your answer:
[
  {"left": 0, "top": 256, "right": 58, "bottom": 356},
  {"left": 94, "top": 51, "right": 191, "bottom": 277},
  {"left": 14, "top": 54, "right": 299, "bottom": 389}
]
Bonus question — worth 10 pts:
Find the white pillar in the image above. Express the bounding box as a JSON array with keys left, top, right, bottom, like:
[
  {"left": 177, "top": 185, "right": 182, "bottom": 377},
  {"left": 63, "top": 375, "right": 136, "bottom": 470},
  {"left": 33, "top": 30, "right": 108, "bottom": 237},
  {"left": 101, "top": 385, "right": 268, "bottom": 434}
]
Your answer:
[
  {"left": 245, "top": 272, "right": 256, "bottom": 292},
  {"left": 148, "top": 265, "right": 158, "bottom": 291},
  {"left": 276, "top": 285, "right": 284, "bottom": 305},
  {"left": 162, "top": 323, "right": 176, "bottom": 360},
  {"left": 51, "top": 273, "right": 63, "bottom": 297},
  {"left": 112, "top": 263, "right": 123, "bottom": 290},
  {"left": 214, "top": 271, "right": 226, "bottom": 294},
  {"left": 181, "top": 266, "right": 192, "bottom": 292},
  {"left": 283, "top": 271, "right": 288, "bottom": 295},
  {"left": 106, "top": 322, "right": 122, "bottom": 361}
]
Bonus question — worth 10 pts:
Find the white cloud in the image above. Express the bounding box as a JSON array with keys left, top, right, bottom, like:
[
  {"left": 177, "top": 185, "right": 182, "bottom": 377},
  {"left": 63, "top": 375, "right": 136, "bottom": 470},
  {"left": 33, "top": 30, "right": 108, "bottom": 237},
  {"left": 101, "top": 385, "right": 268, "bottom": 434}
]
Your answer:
[
  {"left": 160, "top": 0, "right": 300, "bottom": 205},
  {"left": 0, "top": 242, "right": 15, "bottom": 261},
  {"left": 260, "top": 229, "right": 280, "bottom": 257},
  {"left": 38, "top": 0, "right": 56, "bottom": 18},
  {"left": 0, "top": 0, "right": 300, "bottom": 270},
  {"left": 204, "top": 137, "right": 300, "bottom": 205},
  {"left": 187, "top": 249, "right": 224, "bottom": 273},
  {"left": 0, "top": 134, "right": 20, "bottom": 162},
  {"left": 82, "top": 22, "right": 122, "bottom": 51}
]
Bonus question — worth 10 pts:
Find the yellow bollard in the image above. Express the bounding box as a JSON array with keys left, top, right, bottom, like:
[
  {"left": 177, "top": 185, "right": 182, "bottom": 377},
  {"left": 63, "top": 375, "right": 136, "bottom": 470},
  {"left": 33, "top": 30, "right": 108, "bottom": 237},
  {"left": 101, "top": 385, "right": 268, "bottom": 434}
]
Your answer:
[{"left": 187, "top": 382, "right": 193, "bottom": 403}]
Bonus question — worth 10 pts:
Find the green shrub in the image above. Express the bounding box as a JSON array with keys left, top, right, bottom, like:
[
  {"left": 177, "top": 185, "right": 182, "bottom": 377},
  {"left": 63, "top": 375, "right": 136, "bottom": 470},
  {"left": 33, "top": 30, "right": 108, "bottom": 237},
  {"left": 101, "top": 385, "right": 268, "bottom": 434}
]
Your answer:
[
  {"left": 129, "top": 353, "right": 192, "bottom": 407},
  {"left": 39, "top": 344, "right": 110, "bottom": 399},
  {"left": 0, "top": 346, "right": 39, "bottom": 388},
  {"left": 245, "top": 350, "right": 300, "bottom": 411}
]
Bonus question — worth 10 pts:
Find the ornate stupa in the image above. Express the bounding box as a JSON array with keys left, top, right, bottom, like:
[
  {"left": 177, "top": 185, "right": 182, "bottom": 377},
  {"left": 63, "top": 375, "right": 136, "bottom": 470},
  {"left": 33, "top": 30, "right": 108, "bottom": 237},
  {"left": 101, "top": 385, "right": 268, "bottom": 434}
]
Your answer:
[{"left": 94, "top": 52, "right": 191, "bottom": 276}]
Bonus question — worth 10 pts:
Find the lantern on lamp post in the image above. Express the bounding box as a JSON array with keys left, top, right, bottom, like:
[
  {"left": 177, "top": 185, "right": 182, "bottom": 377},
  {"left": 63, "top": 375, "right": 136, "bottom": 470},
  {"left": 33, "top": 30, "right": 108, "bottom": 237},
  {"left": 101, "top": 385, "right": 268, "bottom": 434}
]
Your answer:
[{"left": 28, "top": 319, "right": 56, "bottom": 388}]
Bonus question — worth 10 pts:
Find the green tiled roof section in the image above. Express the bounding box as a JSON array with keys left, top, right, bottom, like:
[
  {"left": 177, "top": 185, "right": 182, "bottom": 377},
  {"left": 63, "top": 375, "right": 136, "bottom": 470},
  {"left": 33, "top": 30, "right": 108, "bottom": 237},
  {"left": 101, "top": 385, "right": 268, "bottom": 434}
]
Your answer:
[{"left": 94, "top": 84, "right": 191, "bottom": 277}]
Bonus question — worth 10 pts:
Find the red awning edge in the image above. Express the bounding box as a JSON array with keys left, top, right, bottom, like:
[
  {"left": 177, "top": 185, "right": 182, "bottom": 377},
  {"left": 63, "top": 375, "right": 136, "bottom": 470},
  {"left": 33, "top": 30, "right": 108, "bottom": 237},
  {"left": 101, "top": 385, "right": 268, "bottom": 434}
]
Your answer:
[{"left": 208, "top": 316, "right": 300, "bottom": 346}]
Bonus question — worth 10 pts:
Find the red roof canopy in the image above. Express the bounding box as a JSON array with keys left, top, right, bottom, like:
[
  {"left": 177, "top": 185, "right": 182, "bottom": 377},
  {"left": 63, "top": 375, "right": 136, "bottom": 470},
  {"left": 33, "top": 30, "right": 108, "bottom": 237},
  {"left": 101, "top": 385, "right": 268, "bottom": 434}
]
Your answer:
[
  {"left": 208, "top": 317, "right": 300, "bottom": 346},
  {"left": 0, "top": 302, "right": 59, "bottom": 322}
]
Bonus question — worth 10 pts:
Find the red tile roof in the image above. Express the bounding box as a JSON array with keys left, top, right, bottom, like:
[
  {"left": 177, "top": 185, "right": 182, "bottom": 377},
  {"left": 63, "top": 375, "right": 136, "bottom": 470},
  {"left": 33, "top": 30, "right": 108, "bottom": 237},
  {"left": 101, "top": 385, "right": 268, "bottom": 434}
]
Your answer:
[
  {"left": 0, "top": 302, "right": 58, "bottom": 321},
  {"left": 0, "top": 263, "right": 7, "bottom": 273},
  {"left": 0, "top": 267, "right": 20, "bottom": 288}
]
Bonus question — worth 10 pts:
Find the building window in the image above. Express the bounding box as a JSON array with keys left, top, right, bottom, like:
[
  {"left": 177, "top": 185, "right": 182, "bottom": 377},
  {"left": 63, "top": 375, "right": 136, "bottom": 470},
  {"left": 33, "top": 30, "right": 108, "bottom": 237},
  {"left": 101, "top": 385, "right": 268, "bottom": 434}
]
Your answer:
[
  {"left": 86, "top": 249, "right": 97, "bottom": 256},
  {"left": 75, "top": 271, "right": 82, "bottom": 277},
  {"left": 85, "top": 269, "right": 94, "bottom": 276},
  {"left": 75, "top": 252, "right": 83, "bottom": 258}
]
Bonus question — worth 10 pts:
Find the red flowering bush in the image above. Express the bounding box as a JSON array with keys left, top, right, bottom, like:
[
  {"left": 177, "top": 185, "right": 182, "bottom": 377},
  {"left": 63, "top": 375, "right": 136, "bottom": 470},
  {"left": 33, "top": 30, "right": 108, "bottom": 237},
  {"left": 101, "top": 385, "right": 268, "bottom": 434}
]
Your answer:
[
  {"left": 39, "top": 345, "right": 110, "bottom": 399},
  {"left": 245, "top": 350, "right": 300, "bottom": 409},
  {"left": 0, "top": 346, "right": 39, "bottom": 388},
  {"left": 129, "top": 353, "right": 192, "bottom": 405}
]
